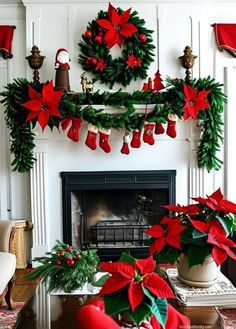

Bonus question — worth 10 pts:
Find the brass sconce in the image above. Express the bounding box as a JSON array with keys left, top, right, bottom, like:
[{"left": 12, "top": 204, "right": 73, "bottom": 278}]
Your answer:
[
  {"left": 179, "top": 46, "right": 197, "bottom": 81},
  {"left": 26, "top": 45, "right": 45, "bottom": 82}
]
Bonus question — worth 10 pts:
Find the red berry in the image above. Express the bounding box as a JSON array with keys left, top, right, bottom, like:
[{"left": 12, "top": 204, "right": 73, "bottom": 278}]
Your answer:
[
  {"left": 55, "top": 260, "right": 62, "bottom": 265},
  {"left": 58, "top": 251, "right": 65, "bottom": 257},
  {"left": 95, "top": 35, "right": 102, "bottom": 44},
  {"left": 91, "top": 57, "right": 97, "bottom": 65},
  {"left": 66, "top": 258, "right": 74, "bottom": 266},
  {"left": 84, "top": 30, "right": 92, "bottom": 39},
  {"left": 139, "top": 34, "right": 147, "bottom": 42},
  {"left": 76, "top": 253, "right": 81, "bottom": 260},
  {"left": 66, "top": 246, "right": 73, "bottom": 252}
]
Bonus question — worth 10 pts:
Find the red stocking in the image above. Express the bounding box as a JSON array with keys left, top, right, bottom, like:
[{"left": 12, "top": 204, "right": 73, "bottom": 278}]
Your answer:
[
  {"left": 85, "top": 124, "right": 98, "bottom": 150},
  {"left": 155, "top": 122, "right": 165, "bottom": 135},
  {"left": 130, "top": 130, "right": 141, "bottom": 148},
  {"left": 120, "top": 132, "right": 130, "bottom": 155},
  {"left": 166, "top": 114, "right": 178, "bottom": 138},
  {"left": 143, "top": 121, "right": 155, "bottom": 145},
  {"left": 99, "top": 128, "right": 111, "bottom": 153}
]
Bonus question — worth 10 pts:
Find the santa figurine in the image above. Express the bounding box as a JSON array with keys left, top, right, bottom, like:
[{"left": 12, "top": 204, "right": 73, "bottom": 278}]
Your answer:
[{"left": 55, "top": 48, "right": 71, "bottom": 91}]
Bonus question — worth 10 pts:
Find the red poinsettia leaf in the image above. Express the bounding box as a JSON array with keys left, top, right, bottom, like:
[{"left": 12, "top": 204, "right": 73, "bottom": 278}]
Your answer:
[
  {"left": 119, "top": 23, "right": 138, "bottom": 38},
  {"left": 110, "top": 4, "right": 120, "bottom": 26},
  {"left": 190, "top": 220, "right": 211, "bottom": 233},
  {"left": 68, "top": 127, "right": 79, "bottom": 142},
  {"left": 42, "top": 81, "right": 54, "bottom": 104},
  {"left": 208, "top": 188, "right": 223, "bottom": 203},
  {"left": 119, "top": 7, "right": 131, "bottom": 25},
  {"left": 99, "top": 273, "right": 131, "bottom": 296},
  {"left": 187, "top": 106, "right": 199, "bottom": 120},
  {"left": 191, "top": 196, "right": 207, "bottom": 205},
  {"left": 96, "top": 19, "right": 113, "bottom": 30},
  {"left": 134, "top": 256, "right": 155, "bottom": 274},
  {"left": 211, "top": 246, "right": 227, "bottom": 266},
  {"left": 128, "top": 281, "right": 144, "bottom": 311},
  {"left": 99, "top": 261, "right": 134, "bottom": 278},
  {"left": 166, "top": 235, "right": 182, "bottom": 249},
  {"left": 61, "top": 118, "right": 71, "bottom": 131},
  {"left": 53, "top": 89, "right": 63, "bottom": 105},
  {"left": 162, "top": 204, "right": 182, "bottom": 212},
  {"left": 145, "top": 225, "right": 164, "bottom": 238},
  {"left": 198, "top": 89, "right": 211, "bottom": 100},
  {"left": 160, "top": 216, "right": 172, "bottom": 225},
  {"left": 108, "top": 2, "right": 114, "bottom": 19},
  {"left": 143, "top": 273, "right": 175, "bottom": 298},
  {"left": 21, "top": 99, "right": 41, "bottom": 112},
  {"left": 28, "top": 85, "right": 41, "bottom": 101},
  {"left": 220, "top": 199, "right": 236, "bottom": 213},
  {"left": 104, "top": 28, "right": 116, "bottom": 41},
  {"left": 116, "top": 33, "right": 123, "bottom": 48},
  {"left": 183, "top": 110, "right": 190, "bottom": 121},
  {"left": 48, "top": 103, "right": 61, "bottom": 117},
  {"left": 149, "top": 237, "right": 166, "bottom": 254},
  {"left": 38, "top": 110, "right": 49, "bottom": 131},
  {"left": 183, "top": 83, "right": 197, "bottom": 101},
  {"left": 193, "top": 97, "right": 210, "bottom": 112},
  {"left": 150, "top": 315, "right": 161, "bottom": 329},
  {"left": 26, "top": 110, "right": 40, "bottom": 122},
  {"left": 182, "top": 204, "right": 201, "bottom": 215}
]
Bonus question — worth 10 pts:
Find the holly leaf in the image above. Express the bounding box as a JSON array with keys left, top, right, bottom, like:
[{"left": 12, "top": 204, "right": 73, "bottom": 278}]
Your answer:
[
  {"left": 142, "top": 286, "right": 167, "bottom": 327},
  {"left": 104, "top": 290, "right": 130, "bottom": 316}
]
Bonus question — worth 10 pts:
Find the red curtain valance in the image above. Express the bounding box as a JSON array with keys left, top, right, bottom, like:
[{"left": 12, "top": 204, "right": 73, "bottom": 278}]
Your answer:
[
  {"left": 214, "top": 23, "right": 236, "bottom": 56},
  {"left": 0, "top": 25, "right": 15, "bottom": 59}
]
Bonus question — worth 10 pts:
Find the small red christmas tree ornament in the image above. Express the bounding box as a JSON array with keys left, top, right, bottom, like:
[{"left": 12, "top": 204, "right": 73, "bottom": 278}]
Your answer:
[
  {"left": 85, "top": 124, "right": 98, "bottom": 150},
  {"left": 120, "top": 132, "right": 130, "bottom": 155},
  {"left": 139, "top": 33, "right": 147, "bottom": 42},
  {"left": 143, "top": 121, "right": 155, "bottom": 145},
  {"left": 94, "top": 35, "right": 102, "bottom": 44},
  {"left": 130, "top": 129, "right": 141, "bottom": 148},
  {"left": 155, "top": 122, "right": 165, "bottom": 135},
  {"left": 99, "top": 128, "right": 111, "bottom": 153},
  {"left": 166, "top": 114, "right": 178, "bottom": 138},
  {"left": 84, "top": 30, "right": 92, "bottom": 39},
  {"left": 153, "top": 71, "right": 165, "bottom": 91}
]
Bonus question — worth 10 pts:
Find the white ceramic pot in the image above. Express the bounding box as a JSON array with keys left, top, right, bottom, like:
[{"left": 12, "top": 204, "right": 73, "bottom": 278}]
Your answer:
[{"left": 177, "top": 254, "right": 220, "bottom": 287}]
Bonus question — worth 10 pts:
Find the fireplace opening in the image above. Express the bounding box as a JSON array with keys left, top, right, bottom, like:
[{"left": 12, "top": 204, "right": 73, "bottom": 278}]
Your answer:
[{"left": 61, "top": 170, "right": 176, "bottom": 260}]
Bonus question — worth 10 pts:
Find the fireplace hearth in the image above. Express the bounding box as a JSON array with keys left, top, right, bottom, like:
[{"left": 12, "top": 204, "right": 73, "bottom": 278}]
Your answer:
[{"left": 61, "top": 170, "right": 176, "bottom": 260}]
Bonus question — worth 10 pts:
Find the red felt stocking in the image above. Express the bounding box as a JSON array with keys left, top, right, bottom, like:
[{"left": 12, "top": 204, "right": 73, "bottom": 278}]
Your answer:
[
  {"left": 120, "top": 132, "right": 130, "bottom": 155},
  {"left": 166, "top": 114, "right": 178, "bottom": 138},
  {"left": 143, "top": 121, "right": 155, "bottom": 145},
  {"left": 130, "top": 130, "right": 141, "bottom": 148},
  {"left": 155, "top": 122, "right": 165, "bottom": 135},
  {"left": 85, "top": 124, "right": 98, "bottom": 150},
  {"left": 99, "top": 128, "right": 111, "bottom": 153}
]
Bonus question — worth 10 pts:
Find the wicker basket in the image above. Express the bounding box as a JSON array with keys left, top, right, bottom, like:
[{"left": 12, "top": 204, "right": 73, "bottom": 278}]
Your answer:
[{"left": 10, "top": 220, "right": 33, "bottom": 269}]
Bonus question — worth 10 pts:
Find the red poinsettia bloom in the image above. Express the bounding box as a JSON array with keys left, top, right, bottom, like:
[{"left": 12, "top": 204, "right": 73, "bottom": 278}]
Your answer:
[
  {"left": 126, "top": 55, "right": 142, "bottom": 68},
  {"left": 163, "top": 204, "right": 201, "bottom": 215},
  {"left": 182, "top": 83, "right": 210, "bottom": 121},
  {"left": 145, "top": 217, "right": 185, "bottom": 254},
  {"left": 192, "top": 188, "right": 236, "bottom": 214},
  {"left": 99, "top": 256, "right": 175, "bottom": 312},
  {"left": 61, "top": 117, "right": 82, "bottom": 142},
  {"left": 190, "top": 219, "right": 236, "bottom": 265},
  {"left": 21, "top": 81, "right": 63, "bottom": 131},
  {"left": 95, "top": 58, "right": 107, "bottom": 72},
  {"left": 96, "top": 3, "right": 138, "bottom": 49}
]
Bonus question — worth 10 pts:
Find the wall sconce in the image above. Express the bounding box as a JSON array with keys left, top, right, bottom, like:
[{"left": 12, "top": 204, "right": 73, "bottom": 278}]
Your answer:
[{"left": 26, "top": 45, "right": 45, "bottom": 82}]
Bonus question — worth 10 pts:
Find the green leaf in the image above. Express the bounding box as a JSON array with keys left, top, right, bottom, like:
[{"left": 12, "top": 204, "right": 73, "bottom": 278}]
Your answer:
[
  {"left": 187, "top": 245, "right": 210, "bottom": 267},
  {"left": 92, "top": 273, "right": 110, "bottom": 287},
  {"left": 192, "top": 229, "right": 207, "bottom": 239},
  {"left": 216, "top": 215, "right": 232, "bottom": 235},
  {"left": 142, "top": 286, "right": 167, "bottom": 327},
  {"left": 104, "top": 290, "right": 130, "bottom": 316},
  {"left": 126, "top": 303, "right": 151, "bottom": 326},
  {"left": 119, "top": 252, "right": 136, "bottom": 266}
]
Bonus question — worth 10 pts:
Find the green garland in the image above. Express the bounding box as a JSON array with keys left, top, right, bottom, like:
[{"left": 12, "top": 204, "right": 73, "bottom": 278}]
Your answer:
[
  {"left": 78, "top": 7, "right": 155, "bottom": 88},
  {"left": 0, "top": 76, "right": 226, "bottom": 173},
  {"left": 26, "top": 240, "right": 99, "bottom": 293}
]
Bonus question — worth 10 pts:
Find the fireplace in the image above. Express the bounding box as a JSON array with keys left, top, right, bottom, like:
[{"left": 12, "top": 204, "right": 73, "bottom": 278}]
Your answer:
[{"left": 61, "top": 170, "right": 176, "bottom": 260}]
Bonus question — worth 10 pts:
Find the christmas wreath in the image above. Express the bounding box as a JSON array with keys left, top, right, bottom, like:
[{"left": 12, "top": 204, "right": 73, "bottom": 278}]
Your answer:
[
  {"left": 78, "top": 3, "right": 155, "bottom": 88},
  {"left": 0, "top": 75, "right": 226, "bottom": 173}
]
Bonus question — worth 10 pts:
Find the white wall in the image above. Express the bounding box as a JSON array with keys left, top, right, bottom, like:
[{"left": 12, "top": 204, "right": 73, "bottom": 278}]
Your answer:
[{"left": 1, "top": 0, "right": 236, "bottom": 254}]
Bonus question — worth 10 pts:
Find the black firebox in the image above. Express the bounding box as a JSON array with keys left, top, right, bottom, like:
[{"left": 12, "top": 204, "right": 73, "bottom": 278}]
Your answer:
[{"left": 61, "top": 170, "right": 176, "bottom": 261}]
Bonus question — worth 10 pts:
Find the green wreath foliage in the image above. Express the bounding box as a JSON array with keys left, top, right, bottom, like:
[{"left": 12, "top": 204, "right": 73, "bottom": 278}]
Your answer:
[
  {"left": 26, "top": 240, "right": 99, "bottom": 293},
  {"left": 78, "top": 8, "right": 155, "bottom": 88},
  {"left": 0, "top": 76, "right": 226, "bottom": 173}
]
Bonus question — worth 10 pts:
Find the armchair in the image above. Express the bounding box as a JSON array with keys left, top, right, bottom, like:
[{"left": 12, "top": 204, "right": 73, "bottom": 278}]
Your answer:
[{"left": 0, "top": 220, "right": 16, "bottom": 309}]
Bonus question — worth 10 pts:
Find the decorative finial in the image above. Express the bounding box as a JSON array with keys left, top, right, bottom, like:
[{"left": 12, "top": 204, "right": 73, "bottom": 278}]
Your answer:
[
  {"left": 26, "top": 45, "right": 45, "bottom": 82},
  {"left": 179, "top": 46, "right": 197, "bottom": 81}
]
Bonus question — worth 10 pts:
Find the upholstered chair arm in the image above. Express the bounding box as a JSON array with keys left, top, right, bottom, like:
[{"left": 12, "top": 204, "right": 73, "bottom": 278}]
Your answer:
[{"left": 0, "top": 220, "right": 15, "bottom": 252}]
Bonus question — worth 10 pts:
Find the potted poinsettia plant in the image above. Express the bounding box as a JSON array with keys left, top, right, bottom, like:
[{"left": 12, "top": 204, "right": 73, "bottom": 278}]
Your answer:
[
  {"left": 145, "top": 188, "right": 236, "bottom": 286},
  {"left": 96, "top": 253, "right": 190, "bottom": 328}
]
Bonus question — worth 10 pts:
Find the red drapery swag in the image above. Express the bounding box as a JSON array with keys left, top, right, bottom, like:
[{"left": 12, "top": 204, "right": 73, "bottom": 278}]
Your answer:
[
  {"left": 214, "top": 23, "right": 236, "bottom": 56},
  {"left": 0, "top": 25, "right": 15, "bottom": 59}
]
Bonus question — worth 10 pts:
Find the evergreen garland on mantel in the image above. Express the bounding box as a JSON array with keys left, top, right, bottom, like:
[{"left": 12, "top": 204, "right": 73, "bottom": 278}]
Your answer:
[{"left": 0, "top": 76, "right": 226, "bottom": 173}]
